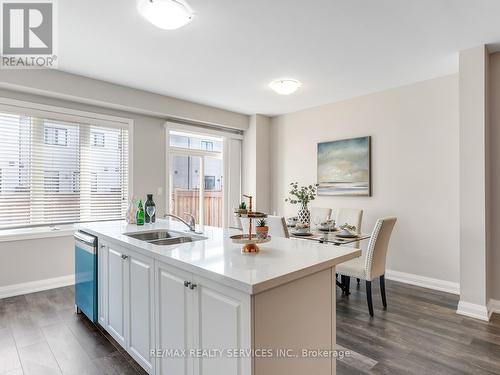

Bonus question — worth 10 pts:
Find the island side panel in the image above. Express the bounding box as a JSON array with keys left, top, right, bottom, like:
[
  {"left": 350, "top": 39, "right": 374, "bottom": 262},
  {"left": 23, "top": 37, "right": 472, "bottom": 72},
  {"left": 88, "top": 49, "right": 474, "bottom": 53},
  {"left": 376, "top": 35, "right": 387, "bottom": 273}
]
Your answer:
[{"left": 252, "top": 267, "right": 336, "bottom": 375}]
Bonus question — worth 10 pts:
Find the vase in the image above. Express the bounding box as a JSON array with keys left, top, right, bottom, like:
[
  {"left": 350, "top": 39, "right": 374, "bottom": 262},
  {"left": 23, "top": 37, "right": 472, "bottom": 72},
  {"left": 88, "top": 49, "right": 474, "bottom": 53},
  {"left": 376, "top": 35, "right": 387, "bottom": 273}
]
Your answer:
[
  {"left": 126, "top": 197, "right": 136, "bottom": 224},
  {"left": 298, "top": 203, "right": 310, "bottom": 225},
  {"left": 144, "top": 194, "right": 156, "bottom": 223}
]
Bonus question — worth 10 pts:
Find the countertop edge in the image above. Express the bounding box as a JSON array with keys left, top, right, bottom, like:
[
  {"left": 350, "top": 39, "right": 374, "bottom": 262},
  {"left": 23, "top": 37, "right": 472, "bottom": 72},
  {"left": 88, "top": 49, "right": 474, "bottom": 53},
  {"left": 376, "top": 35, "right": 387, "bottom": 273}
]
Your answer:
[
  {"left": 251, "top": 249, "right": 361, "bottom": 294},
  {"left": 80, "top": 223, "right": 361, "bottom": 296}
]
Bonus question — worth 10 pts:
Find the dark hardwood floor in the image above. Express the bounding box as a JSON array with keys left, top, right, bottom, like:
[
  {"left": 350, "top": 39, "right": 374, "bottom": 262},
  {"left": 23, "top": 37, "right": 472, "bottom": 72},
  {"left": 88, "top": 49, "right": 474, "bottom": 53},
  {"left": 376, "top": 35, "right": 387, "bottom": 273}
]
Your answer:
[
  {"left": 0, "top": 280, "right": 499, "bottom": 374},
  {"left": 336, "top": 279, "right": 500, "bottom": 374}
]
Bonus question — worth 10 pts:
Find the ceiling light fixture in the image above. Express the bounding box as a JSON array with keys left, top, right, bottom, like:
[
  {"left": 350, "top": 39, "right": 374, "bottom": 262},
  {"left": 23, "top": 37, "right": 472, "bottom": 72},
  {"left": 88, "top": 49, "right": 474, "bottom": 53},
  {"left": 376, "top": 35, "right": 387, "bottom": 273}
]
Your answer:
[
  {"left": 269, "top": 79, "right": 301, "bottom": 95},
  {"left": 137, "top": 0, "right": 193, "bottom": 30}
]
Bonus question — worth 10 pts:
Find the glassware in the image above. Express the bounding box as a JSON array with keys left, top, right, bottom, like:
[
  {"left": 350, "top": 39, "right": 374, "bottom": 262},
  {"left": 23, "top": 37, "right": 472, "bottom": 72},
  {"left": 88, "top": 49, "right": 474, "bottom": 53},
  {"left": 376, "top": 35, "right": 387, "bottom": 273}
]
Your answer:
[
  {"left": 136, "top": 200, "right": 145, "bottom": 226},
  {"left": 313, "top": 216, "right": 321, "bottom": 231},
  {"left": 144, "top": 194, "right": 156, "bottom": 223},
  {"left": 146, "top": 205, "right": 156, "bottom": 225}
]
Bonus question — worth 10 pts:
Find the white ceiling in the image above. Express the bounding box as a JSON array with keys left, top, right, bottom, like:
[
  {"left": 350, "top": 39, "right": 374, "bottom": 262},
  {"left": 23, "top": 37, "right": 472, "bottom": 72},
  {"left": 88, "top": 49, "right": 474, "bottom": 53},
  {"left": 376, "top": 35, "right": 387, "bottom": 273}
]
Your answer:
[{"left": 59, "top": 0, "right": 500, "bottom": 116}]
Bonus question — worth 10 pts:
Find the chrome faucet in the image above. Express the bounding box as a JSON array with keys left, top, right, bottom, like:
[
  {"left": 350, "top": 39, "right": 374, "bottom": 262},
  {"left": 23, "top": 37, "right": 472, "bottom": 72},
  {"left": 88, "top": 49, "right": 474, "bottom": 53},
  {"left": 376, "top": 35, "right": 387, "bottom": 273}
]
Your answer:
[{"left": 164, "top": 212, "right": 196, "bottom": 232}]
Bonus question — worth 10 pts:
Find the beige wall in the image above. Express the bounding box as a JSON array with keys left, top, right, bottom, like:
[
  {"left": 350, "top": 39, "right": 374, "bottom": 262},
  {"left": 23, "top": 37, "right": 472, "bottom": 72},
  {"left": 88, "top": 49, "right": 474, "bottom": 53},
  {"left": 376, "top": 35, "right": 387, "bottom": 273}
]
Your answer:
[
  {"left": 489, "top": 52, "right": 500, "bottom": 300},
  {"left": 270, "top": 75, "right": 460, "bottom": 284},
  {"left": 0, "top": 236, "right": 74, "bottom": 288},
  {"left": 458, "top": 46, "right": 490, "bottom": 313},
  {"left": 243, "top": 114, "right": 271, "bottom": 212}
]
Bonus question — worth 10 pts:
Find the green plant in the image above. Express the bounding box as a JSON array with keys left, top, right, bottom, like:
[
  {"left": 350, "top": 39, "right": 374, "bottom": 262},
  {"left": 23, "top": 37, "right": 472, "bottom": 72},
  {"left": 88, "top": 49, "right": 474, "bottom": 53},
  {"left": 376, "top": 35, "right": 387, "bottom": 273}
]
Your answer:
[
  {"left": 238, "top": 202, "right": 247, "bottom": 210},
  {"left": 285, "top": 182, "right": 319, "bottom": 206},
  {"left": 256, "top": 218, "right": 267, "bottom": 227}
]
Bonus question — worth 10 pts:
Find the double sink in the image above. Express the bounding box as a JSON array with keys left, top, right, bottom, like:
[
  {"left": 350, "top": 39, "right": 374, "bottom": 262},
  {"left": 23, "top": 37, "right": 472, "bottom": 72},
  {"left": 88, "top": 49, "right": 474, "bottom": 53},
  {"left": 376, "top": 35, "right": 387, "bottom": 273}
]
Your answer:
[{"left": 124, "top": 230, "right": 207, "bottom": 246}]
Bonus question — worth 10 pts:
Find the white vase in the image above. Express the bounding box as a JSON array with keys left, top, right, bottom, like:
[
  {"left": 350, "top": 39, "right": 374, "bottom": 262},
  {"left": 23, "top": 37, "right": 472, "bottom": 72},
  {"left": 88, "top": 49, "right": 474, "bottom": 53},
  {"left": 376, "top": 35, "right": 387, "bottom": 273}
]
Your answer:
[
  {"left": 298, "top": 203, "right": 310, "bottom": 225},
  {"left": 126, "top": 197, "right": 137, "bottom": 224}
]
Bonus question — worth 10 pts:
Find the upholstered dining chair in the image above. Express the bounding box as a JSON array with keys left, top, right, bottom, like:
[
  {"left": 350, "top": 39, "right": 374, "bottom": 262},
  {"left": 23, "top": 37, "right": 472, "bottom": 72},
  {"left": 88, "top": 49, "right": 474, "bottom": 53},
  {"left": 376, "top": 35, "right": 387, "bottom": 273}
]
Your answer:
[
  {"left": 240, "top": 216, "right": 290, "bottom": 238},
  {"left": 310, "top": 207, "right": 332, "bottom": 223},
  {"left": 335, "top": 208, "right": 363, "bottom": 250},
  {"left": 335, "top": 208, "right": 363, "bottom": 234},
  {"left": 336, "top": 217, "right": 397, "bottom": 317},
  {"left": 267, "top": 215, "right": 290, "bottom": 238}
]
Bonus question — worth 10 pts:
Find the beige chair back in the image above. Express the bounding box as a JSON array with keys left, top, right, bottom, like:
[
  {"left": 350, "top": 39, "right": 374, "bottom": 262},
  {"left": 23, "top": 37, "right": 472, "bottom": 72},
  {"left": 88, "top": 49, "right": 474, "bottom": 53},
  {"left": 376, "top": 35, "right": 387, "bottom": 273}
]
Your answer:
[
  {"left": 364, "top": 217, "right": 397, "bottom": 280},
  {"left": 335, "top": 208, "right": 363, "bottom": 233},
  {"left": 310, "top": 207, "right": 332, "bottom": 222},
  {"left": 267, "top": 215, "right": 290, "bottom": 238}
]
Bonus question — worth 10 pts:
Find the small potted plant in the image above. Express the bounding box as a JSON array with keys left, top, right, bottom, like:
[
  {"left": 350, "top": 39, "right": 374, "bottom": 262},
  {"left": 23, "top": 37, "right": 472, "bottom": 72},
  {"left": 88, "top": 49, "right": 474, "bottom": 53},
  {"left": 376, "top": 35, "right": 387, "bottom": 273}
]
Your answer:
[
  {"left": 235, "top": 201, "right": 247, "bottom": 215},
  {"left": 256, "top": 218, "right": 269, "bottom": 239}
]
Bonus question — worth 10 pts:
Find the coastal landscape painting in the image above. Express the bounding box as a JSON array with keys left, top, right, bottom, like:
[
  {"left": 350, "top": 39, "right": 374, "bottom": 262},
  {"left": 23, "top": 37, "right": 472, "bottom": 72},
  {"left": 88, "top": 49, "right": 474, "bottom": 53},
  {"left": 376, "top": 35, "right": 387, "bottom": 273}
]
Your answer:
[{"left": 317, "top": 136, "right": 371, "bottom": 196}]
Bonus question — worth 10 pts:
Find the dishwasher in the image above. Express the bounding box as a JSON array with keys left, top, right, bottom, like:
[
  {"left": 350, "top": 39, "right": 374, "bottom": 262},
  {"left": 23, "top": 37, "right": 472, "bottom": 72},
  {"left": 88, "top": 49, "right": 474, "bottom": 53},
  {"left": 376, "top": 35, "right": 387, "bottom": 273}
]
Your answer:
[{"left": 74, "top": 231, "right": 98, "bottom": 323}]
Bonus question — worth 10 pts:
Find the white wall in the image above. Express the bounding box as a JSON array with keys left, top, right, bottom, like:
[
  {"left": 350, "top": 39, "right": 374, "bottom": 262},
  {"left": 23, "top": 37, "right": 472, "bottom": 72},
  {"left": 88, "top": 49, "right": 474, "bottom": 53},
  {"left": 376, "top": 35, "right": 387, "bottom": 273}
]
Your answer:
[{"left": 270, "top": 75, "right": 460, "bottom": 284}]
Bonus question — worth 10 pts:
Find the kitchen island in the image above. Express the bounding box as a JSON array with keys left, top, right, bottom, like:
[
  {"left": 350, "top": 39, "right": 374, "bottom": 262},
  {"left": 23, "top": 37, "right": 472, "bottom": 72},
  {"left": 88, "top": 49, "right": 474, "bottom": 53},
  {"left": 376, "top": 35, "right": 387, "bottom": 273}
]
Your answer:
[{"left": 79, "top": 219, "right": 360, "bottom": 375}]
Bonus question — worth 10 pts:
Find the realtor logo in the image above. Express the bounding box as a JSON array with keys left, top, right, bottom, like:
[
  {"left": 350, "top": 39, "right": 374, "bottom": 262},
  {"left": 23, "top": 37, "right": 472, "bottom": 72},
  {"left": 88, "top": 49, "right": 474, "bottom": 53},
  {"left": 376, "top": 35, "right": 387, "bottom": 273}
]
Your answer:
[{"left": 1, "top": 0, "right": 57, "bottom": 68}]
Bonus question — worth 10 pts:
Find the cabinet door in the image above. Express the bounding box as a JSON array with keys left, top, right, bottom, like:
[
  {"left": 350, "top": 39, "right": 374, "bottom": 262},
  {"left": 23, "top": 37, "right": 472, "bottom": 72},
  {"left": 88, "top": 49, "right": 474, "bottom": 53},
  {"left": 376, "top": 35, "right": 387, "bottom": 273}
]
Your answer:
[
  {"left": 192, "top": 276, "right": 252, "bottom": 375},
  {"left": 106, "top": 246, "right": 126, "bottom": 347},
  {"left": 155, "top": 261, "right": 193, "bottom": 375},
  {"left": 126, "top": 250, "right": 155, "bottom": 374},
  {"left": 97, "top": 242, "right": 107, "bottom": 326}
]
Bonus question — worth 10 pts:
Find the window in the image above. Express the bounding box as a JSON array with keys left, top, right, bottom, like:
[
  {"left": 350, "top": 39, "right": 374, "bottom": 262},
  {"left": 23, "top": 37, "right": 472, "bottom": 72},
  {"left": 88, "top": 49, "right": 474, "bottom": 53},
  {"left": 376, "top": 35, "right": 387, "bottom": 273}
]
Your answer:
[
  {"left": 44, "top": 171, "right": 60, "bottom": 192},
  {"left": 0, "top": 110, "right": 129, "bottom": 229},
  {"left": 201, "top": 140, "right": 213, "bottom": 151},
  {"left": 44, "top": 125, "right": 68, "bottom": 146},
  {"left": 204, "top": 176, "right": 215, "bottom": 190},
  {"left": 92, "top": 131, "right": 105, "bottom": 147}
]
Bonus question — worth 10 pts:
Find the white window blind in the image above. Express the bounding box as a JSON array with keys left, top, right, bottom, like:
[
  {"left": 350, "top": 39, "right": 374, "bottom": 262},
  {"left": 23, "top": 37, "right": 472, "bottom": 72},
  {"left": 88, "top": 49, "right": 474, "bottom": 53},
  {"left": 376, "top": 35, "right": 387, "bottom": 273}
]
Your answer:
[{"left": 0, "top": 111, "right": 129, "bottom": 229}]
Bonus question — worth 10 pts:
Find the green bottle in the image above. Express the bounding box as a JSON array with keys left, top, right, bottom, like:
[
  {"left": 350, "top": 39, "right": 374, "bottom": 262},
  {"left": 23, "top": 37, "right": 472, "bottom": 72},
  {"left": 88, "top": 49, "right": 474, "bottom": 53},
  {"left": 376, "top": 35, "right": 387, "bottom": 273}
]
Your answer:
[{"left": 136, "top": 200, "right": 145, "bottom": 226}]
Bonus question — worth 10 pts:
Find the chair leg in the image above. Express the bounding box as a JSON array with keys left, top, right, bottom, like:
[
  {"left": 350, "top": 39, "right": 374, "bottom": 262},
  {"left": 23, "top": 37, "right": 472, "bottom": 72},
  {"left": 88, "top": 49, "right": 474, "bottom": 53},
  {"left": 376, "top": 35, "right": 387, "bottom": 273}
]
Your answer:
[
  {"left": 366, "top": 281, "right": 374, "bottom": 317},
  {"left": 380, "top": 275, "right": 387, "bottom": 309},
  {"left": 345, "top": 276, "right": 350, "bottom": 296},
  {"left": 356, "top": 278, "right": 360, "bottom": 286}
]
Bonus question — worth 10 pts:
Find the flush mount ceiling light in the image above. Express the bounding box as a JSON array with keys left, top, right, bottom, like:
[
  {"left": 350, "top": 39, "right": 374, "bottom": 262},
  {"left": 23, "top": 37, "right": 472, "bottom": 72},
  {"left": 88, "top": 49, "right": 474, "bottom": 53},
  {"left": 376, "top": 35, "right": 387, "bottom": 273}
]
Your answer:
[
  {"left": 137, "top": 0, "right": 193, "bottom": 30},
  {"left": 269, "top": 79, "right": 301, "bottom": 95}
]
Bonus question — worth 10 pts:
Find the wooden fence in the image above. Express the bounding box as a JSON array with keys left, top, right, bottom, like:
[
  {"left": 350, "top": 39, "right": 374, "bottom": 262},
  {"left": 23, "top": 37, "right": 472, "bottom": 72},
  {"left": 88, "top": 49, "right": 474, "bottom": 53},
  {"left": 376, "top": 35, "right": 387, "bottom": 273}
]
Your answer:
[{"left": 171, "top": 188, "right": 223, "bottom": 227}]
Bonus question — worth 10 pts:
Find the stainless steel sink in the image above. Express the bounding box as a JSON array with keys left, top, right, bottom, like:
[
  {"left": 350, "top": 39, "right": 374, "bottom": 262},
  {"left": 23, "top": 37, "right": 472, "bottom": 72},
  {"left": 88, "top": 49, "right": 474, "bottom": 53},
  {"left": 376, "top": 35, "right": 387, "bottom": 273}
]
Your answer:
[
  {"left": 125, "top": 230, "right": 175, "bottom": 241},
  {"left": 124, "top": 230, "right": 207, "bottom": 246},
  {"left": 149, "top": 237, "right": 194, "bottom": 246}
]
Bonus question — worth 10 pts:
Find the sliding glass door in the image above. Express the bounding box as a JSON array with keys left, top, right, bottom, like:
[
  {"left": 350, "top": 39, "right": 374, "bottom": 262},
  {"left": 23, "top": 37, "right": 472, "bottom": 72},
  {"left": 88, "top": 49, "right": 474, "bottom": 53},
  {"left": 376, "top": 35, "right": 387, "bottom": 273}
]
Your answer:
[{"left": 168, "top": 131, "right": 224, "bottom": 227}]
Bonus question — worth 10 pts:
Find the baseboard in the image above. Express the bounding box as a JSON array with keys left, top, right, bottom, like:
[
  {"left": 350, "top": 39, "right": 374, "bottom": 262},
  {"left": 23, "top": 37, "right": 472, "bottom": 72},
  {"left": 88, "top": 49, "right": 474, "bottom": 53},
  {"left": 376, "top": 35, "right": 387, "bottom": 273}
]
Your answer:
[
  {"left": 0, "top": 274, "right": 75, "bottom": 299},
  {"left": 457, "top": 300, "right": 491, "bottom": 321},
  {"left": 385, "top": 269, "right": 460, "bottom": 295},
  {"left": 488, "top": 299, "right": 500, "bottom": 316}
]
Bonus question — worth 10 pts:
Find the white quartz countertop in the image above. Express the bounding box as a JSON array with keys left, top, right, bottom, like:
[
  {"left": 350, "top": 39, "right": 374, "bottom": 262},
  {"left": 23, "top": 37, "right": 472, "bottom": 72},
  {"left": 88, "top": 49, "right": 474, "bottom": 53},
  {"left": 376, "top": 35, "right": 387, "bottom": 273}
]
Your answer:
[{"left": 79, "top": 219, "right": 361, "bottom": 295}]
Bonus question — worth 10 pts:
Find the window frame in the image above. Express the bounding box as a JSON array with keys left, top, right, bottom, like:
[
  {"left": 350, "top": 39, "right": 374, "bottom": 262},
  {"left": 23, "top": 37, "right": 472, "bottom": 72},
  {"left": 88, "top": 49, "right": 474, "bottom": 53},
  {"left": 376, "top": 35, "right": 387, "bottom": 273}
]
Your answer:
[{"left": 0, "top": 97, "right": 134, "bottom": 230}]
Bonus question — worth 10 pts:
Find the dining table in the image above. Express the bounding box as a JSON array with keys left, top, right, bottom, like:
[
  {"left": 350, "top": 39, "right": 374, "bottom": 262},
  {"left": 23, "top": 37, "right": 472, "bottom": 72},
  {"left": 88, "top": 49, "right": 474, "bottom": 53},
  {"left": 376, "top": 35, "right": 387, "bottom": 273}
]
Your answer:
[{"left": 289, "top": 226, "right": 371, "bottom": 293}]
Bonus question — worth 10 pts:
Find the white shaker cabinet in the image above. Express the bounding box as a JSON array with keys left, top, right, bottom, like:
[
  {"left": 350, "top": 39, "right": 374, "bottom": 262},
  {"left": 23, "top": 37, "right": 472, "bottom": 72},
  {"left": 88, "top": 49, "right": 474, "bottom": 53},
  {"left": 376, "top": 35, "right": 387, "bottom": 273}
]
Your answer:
[
  {"left": 155, "top": 262, "right": 193, "bottom": 375},
  {"left": 99, "top": 241, "right": 155, "bottom": 374},
  {"left": 126, "top": 249, "right": 155, "bottom": 373},
  {"left": 105, "top": 245, "right": 127, "bottom": 348},
  {"left": 155, "top": 261, "right": 251, "bottom": 375}
]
